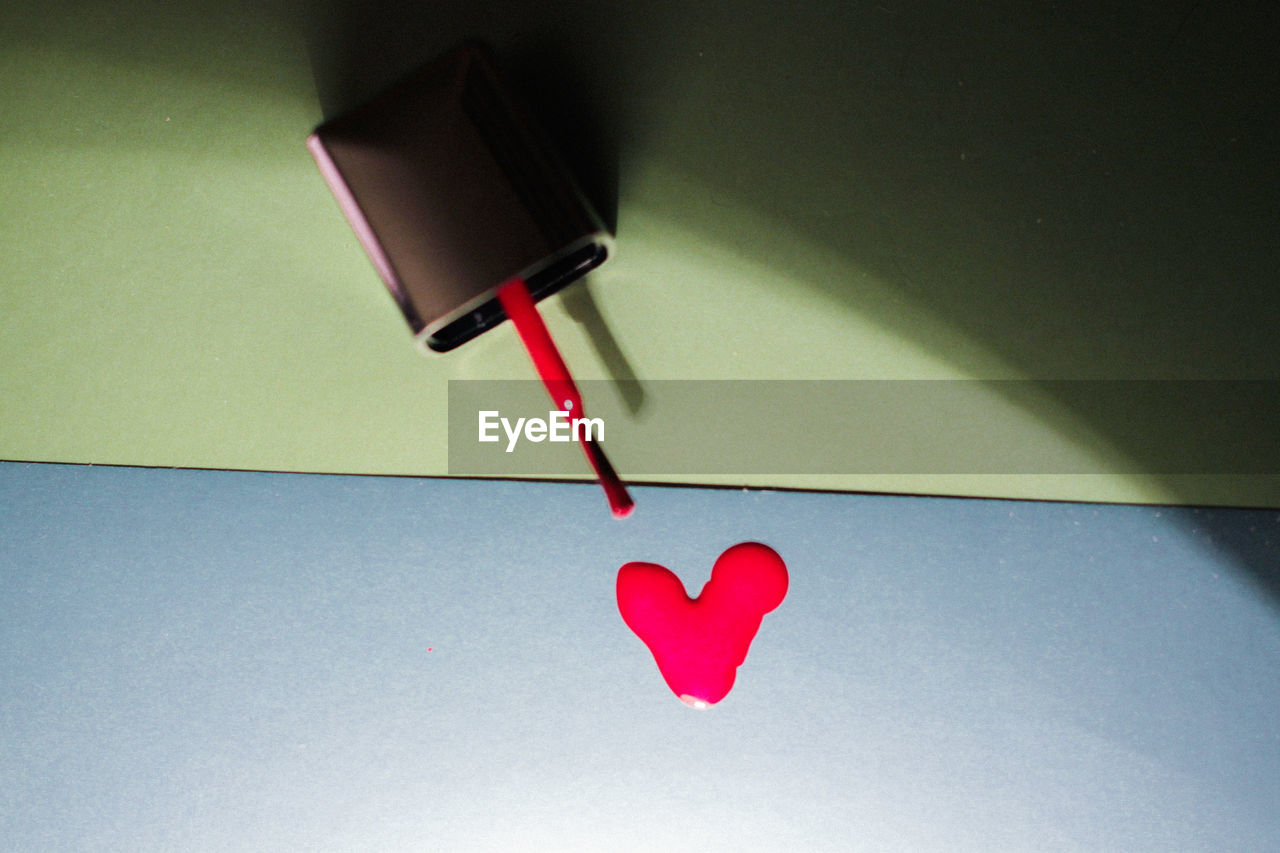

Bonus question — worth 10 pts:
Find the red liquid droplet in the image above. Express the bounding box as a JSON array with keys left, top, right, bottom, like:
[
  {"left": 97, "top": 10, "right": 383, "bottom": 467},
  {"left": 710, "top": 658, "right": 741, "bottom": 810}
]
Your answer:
[{"left": 617, "top": 542, "right": 788, "bottom": 707}]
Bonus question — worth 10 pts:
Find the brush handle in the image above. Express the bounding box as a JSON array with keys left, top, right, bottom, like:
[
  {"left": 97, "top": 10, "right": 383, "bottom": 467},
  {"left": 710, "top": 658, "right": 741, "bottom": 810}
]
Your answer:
[{"left": 496, "top": 278, "right": 634, "bottom": 518}]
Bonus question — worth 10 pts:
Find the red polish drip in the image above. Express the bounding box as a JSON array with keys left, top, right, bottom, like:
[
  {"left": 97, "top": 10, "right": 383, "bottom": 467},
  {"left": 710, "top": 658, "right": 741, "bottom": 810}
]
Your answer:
[
  {"left": 617, "top": 542, "right": 788, "bottom": 707},
  {"left": 496, "top": 278, "right": 634, "bottom": 518}
]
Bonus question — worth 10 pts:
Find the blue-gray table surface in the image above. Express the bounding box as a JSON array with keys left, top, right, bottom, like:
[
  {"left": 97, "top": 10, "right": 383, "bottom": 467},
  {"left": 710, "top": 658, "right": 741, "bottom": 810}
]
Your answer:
[{"left": 3, "top": 462, "right": 1278, "bottom": 850}]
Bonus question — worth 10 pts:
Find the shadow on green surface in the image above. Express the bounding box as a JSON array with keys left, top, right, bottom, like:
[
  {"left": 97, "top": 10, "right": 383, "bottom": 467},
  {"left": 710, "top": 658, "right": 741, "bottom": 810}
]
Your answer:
[{"left": 275, "top": 0, "right": 1280, "bottom": 604}]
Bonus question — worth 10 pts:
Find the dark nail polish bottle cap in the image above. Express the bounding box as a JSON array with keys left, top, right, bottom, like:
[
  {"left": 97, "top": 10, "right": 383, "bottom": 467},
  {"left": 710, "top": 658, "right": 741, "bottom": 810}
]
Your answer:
[{"left": 308, "top": 44, "right": 613, "bottom": 353}]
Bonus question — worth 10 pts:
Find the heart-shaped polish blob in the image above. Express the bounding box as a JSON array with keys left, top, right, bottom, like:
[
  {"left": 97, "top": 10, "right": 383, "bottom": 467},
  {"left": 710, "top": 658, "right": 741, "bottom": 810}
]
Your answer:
[{"left": 617, "top": 542, "right": 788, "bottom": 707}]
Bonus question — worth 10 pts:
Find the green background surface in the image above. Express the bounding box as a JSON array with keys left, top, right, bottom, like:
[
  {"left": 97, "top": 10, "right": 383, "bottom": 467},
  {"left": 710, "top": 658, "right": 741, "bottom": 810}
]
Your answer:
[{"left": 3, "top": 0, "right": 1277, "bottom": 505}]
